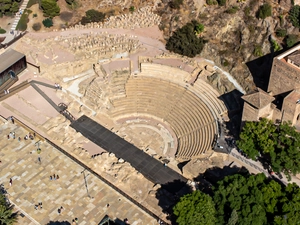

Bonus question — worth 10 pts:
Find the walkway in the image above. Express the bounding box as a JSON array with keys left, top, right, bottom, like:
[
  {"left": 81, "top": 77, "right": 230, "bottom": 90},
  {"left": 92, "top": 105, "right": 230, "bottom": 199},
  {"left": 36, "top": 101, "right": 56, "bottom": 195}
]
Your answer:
[
  {"left": 11, "top": 0, "right": 29, "bottom": 31},
  {"left": 71, "top": 115, "right": 187, "bottom": 192},
  {"left": 0, "top": 120, "right": 157, "bottom": 224}
]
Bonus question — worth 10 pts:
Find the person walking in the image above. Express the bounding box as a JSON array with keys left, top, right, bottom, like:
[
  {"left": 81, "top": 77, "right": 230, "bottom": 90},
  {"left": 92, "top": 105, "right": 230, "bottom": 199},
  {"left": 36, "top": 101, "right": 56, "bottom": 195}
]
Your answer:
[
  {"left": 38, "top": 156, "right": 41, "bottom": 164},
  {"left": 9, "top": 178, "right": 12, "bottom": 186}
]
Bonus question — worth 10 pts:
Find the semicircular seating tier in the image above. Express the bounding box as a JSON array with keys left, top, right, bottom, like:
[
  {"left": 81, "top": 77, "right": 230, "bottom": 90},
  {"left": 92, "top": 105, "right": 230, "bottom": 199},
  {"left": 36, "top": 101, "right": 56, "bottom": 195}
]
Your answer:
[{"left": 109, "top": 76, "right": 218, "bottom": 159}]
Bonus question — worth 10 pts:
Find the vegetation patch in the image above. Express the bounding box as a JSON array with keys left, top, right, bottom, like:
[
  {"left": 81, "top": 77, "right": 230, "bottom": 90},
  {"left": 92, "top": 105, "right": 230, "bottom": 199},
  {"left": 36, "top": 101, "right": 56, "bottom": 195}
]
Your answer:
[
  {"left": 237, "top": 119, "right": 300, "bottom": 180},
  {"left": 166, "top": 20, "right": 207, "bottom": 58},
  {"left": 42, "top": 18, "right": 53, "bottom": 28},
  {"left": 271, "top": 40, "right": 281, "bottom": 52},
  {"left": 0, "top": 0, "right": 19, "bottom": 17},
  {"left": 285, "top": 34, "right": 299, "bottom": 47},
  {"left": 16, "top": 11, "right": 29, "bottom": 31},
  {"left": 168, "top": 0, "right": 183, "bottom": 9},
  {"left": 206, "top": 0, "right": 218, "bottom": 5},
  {"left": 27, "top": 0, "right": 39, "bottom": 8},
  {"left": 226, "top": 6, "right": 239, "bottom": 14},
  {"left": 174, "top": 173, "right": 300, "bottom": 225},
  {"left": 289, "top": 5, "right": 300, "bottom": 28},
  {"left": 32, "top": 22, "right": 41, "bottom": 31},
  {"left": 41, "top": 0, "right": 60, "bottom": 18},
  {"left": 275, "top": 28, "right": 287, "bottom": 37},
  {"left": 60, "top": 11, "right": 73, "bottom": 22},
  {"left": 253, "top": 45, "right": 263, "bottom": 57},
  {"left": 217, "top": 0, "right": 226, "bottom": 6},
  {"left": 81, "top": 9, "right": 105, "bottom": 25},
  {"left": 257, "top": 3, "right": 272, "bottom": 19},
  {"left": 0, "top": 27, "right": 6, "bottom": 34}
]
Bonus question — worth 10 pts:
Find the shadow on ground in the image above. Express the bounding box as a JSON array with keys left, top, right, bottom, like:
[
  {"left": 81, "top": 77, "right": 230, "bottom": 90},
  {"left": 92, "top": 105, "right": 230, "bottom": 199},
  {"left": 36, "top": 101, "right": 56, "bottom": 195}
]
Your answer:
[{"left": 46, "top": 221, "right": 71, "bottom": 225}]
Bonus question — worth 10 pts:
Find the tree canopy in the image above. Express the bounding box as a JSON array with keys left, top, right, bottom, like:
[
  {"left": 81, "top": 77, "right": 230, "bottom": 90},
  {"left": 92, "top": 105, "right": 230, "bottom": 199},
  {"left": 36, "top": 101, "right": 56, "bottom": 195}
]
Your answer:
[
  {"left": 81, "top": 9, "right": 106, "bottom": 25},
  {"left": 0, "top": 0, "right": 20, "bottom": 17},
  {"left": 166, "top": 20, "right": 207, "bottom": 58},
  {"left": 289, "top": 5, "right": 300, "bottom": 28},
  {"left": 0, "top": 192, "right": 18, "bottom": 225},
  {"left": 237, "top": 118, "right": 300, "bottom": 180},
  {"left": 257, "top": 3, "right": 272, "bottom": 19},
  {"left": 41, "top": 0, "right": 60, "bottom": 18},
  {"left": 173, "top": 190, "right": 216, "bottom": 225},
  {"left": 173, "top": 173, "right": 300, "bottom": 225}
]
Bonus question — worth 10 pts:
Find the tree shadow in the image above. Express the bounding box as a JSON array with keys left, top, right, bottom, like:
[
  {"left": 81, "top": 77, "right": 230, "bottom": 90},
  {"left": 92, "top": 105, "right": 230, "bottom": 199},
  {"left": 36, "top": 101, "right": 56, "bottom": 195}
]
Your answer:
[
  {"left": 155, "top": 179, "right": 193, "bottom": 224},
  {"left": 46, "top": 221, "right": 71, "bottom": 225}
]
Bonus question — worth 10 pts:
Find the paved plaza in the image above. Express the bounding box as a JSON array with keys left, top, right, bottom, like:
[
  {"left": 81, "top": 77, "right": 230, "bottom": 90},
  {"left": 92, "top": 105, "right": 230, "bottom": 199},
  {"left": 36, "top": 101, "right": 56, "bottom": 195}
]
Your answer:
[{"left": 0, "top": 118, "right": 157, "bottom": 225}]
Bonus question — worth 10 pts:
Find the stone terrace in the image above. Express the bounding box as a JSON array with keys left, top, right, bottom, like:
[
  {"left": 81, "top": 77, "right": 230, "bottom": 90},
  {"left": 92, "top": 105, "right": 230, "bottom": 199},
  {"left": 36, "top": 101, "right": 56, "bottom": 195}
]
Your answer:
[{"left": 0, "top": 119, "right": 157, "bottom": 225}]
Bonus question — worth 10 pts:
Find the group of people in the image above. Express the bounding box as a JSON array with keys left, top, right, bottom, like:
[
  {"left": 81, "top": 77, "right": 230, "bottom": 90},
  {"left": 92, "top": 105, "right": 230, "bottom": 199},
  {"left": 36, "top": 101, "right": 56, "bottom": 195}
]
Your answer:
[
  {"left": 72, "top": 218, "right": 79, "bottom": 225},
  {"left": 34, "top": 202, "right": 43, "bottom": 210},
  {"left": 50, "top": 174, "right": 59, "bottom": 180},
  {"left": 54, "top": 83, "right": 61, "bottom": 90},
  {"left": 24, "top": 132, "right": 35, "bottom": 140}
]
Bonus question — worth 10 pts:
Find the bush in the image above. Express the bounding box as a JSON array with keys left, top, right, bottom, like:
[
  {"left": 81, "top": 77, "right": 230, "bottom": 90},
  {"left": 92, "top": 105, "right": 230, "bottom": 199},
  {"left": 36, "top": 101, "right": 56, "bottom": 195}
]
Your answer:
[
  {"left": 129, "top": 6, "right": 135, "bottom": 12},
  {"left": 275, "top": 28, "right": 287, "bottom": 37},
  {"left": 16, "top": 12, "right": 29, "bottom": 31},
  {"left": 32, "top": 22, "right": 41, "bottom": 31},
  {"left": 27, "top": 0, "right": 39, "bottom": 8},
  {"left": 226, "top": 6, "right": 239, "bottom": 14},
  {"left": 0, "top": 28, "right": 6, "bottom": 34},
  {"left": 217, "top": 0, "right": 226, "bottom": 6},
  {"left": 289, "top": 5, "right": 300, "bottom": 28},
  {"left": 33, "top": 13, "right": 37, "bottom": 18},
  {"left": 194, "top": 23, "right": 204, "bottom": 34},
  {"left": 257, "top": 3, "right": 272, "bottom": 19},
  {"left": 206, "top": 0, "right": 218, "bottom": 5},
  {"left": 65, "top": 0, "right": 75, "bottom": 4},
  {"left": 166, "top": 20, "right": 207, "bottom": 57},
  {"left": 60, "top": 11, "right": 73, "bottom": 22},
  {"left": 169, "top": 0, "right": 183, "bottom": 9},
  {"left": 271, "top": 40, "right": 281, "bottom": 52},
  {"left": 41, "top": 0, "right": 60, "bottom": 18},
  {"left": 253, "top": 45, "right": 263, "bottom": 57},
  {"left": 286, "top": 34, "right": 299, "bottom": 47},
  {"left": 42, "top": 18, "right": 53, "bottom": 28},
  {"left": 81, "top": 9, "right": 105, "bottom": 25}
]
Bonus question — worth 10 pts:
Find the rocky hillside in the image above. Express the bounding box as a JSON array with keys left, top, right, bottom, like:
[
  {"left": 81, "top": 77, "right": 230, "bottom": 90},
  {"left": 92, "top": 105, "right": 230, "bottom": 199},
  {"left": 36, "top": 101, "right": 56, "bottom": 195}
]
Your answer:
[{"left": 155, "top": 0, "right": 299, "bottom": 93}]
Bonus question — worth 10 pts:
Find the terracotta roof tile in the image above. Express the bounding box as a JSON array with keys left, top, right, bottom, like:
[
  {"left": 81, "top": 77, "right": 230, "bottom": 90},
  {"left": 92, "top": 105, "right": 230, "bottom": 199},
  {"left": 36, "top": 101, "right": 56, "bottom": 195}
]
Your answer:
[{"left": 242, "top": 88, "right": 275, "bottom": 109}]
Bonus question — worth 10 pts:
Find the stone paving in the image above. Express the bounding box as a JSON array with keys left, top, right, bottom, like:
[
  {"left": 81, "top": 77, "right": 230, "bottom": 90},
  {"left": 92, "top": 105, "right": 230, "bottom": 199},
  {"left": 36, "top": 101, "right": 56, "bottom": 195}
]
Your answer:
[{"left": 0, "top": 119, "right": 157, "bottom": 225}]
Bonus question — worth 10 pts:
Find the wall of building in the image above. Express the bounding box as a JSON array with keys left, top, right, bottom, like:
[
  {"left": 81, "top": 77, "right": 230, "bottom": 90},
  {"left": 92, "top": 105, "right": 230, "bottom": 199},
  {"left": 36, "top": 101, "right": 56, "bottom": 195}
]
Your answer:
[
  {"left": 268, "top": 59, "right": 300, "bottom": 96},
  {"left": 242, "top": 102, "right": 259, "bottom": 122},
  {"left": 0, "top": 56, "right": 26, "bottom": 87}
]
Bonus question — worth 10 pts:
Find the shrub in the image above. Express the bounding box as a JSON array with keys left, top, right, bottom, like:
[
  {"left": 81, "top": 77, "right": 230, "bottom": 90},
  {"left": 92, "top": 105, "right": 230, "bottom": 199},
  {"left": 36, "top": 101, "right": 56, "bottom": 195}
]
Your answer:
[
  {"left": 16, "top": 12, "right": 29, "bottom": 31},
  {"left": 166, "top": 20, "right": 207, "bottom": 57},
  {"left": 129, "top": 6, "right": 135, "bottom": 12},
  {"left": 27, "top": 0, "right": 39, "bottom": 8},
  {"left": 253, "top": 45, "right": 263, "bottom": 57},
  {"left": 32, "top": 22, "right": 41, "bottom": 31},
  {"left": 286, "top": 34, "right": 299, "bottom": 47},
  {"left": 271, "top": 40, "right": 281, "bottom": 52},
  {"left": 33, "top": 13, "right": 37, "bottom": 18},
  {"left": 0, "top": 28, "right": 6, "bottom": 34},
  {"left": 226, "top": 6, "right": 239, "bottom": 14},
  {"left": 194, "top": 23, "right": 204, "bottom": 34},
  {"left": 257, "top": 3, "right": 272, "bottom": 19},
  {"left": 169, "top": 0, "right": 183, "bottom": 9},
  {"left": 275, "top": 28, "right": 287, "bottom": 37},
  {"left": 217, "top": 0, "right": 226, "bottom": 6},
  {"left": 41, "top": 0, "right": 60, "bottom": 18},
  {"left": 60, "top": 11, "right": 73, "bottom": 22},
  {"left": 81, "top": 9, "right": 105, "bottom": 25},
  {"left": 206, "top": 0, "right": 218, "bottom": 5},
  {"left": 65, "top": 0, "right": 75, "bottom": 4},
  {"left": 42, "top": 18, "right": 53, "bottom": 28},
  {"left": 289, "top": 5, "right": 300, "bottom": 28}
]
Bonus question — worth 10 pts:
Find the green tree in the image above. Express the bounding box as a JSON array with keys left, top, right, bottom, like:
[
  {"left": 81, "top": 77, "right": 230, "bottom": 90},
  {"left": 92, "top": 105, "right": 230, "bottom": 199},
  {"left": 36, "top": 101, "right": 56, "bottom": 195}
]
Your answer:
[
  {"left": 237, "top": 119, "right": 300, "bottom": 180},
  {"left": 0, "top": 193, "right": 18, "bottom": 225},
  {"left": 41, "top": 0, "right": 60, "bottom": 18},
  {"left": 286, "top": 34, "right": 299, "bottom": 47},
  {"left": 166, "top": 20, "right": 207, "bottom": 57},
  {"left": 173, "top": 190, "right": 216, "bottom": 225},
  {"left": 257, "top": 3, "right": 272, "bottom": 19},
  {"left": 42, "top": 18, "right": 53, "bottom": 27},
  {"left": 81, "top": 9, "right": 105, "bottom": 25},
  {"left": 275, "top": 28, "right": 287, "bottom": 37},
  {"left": 217, "top": 0, "right": 226, "bottom": 6},
  {"left": 289, "top": 5, "right": 300, "bottom": 28}
]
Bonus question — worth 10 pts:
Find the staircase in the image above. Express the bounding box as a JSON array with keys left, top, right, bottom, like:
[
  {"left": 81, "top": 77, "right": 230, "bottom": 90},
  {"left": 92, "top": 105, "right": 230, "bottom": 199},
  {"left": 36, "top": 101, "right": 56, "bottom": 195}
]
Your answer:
[{"left": 11, "top": 0, "right": 29, "bottom": 31}]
